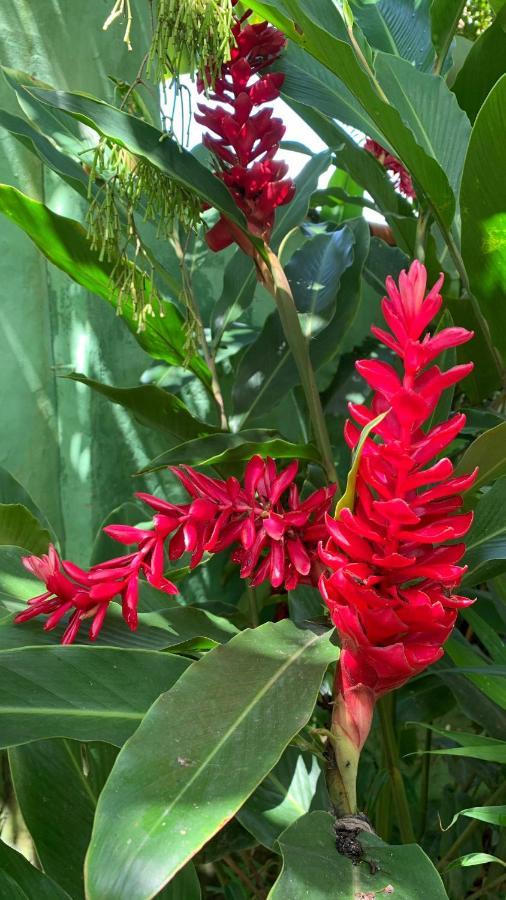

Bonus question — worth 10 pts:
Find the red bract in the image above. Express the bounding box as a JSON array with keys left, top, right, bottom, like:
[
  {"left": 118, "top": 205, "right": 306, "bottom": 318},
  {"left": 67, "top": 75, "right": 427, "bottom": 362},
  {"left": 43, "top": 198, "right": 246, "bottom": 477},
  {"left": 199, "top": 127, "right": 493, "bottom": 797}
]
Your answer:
[
  {"left": 320, "top": 260, "right": 476, "bottom": 751},
  {"left": 16, "top": 458, "right": 335, "bottom": 644},
  {"left": 364, "top": 138, "right": 416, "bottom": 200},
  {"left": 196, "top": 10, "right": 295, "bottom": 251}
]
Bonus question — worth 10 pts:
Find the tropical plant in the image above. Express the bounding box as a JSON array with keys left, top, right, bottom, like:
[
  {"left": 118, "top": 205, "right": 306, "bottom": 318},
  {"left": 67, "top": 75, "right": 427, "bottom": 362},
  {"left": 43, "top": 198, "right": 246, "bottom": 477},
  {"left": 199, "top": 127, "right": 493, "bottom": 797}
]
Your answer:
[{"left": 0, "top": 1, "right": 505, "bottom": 898}]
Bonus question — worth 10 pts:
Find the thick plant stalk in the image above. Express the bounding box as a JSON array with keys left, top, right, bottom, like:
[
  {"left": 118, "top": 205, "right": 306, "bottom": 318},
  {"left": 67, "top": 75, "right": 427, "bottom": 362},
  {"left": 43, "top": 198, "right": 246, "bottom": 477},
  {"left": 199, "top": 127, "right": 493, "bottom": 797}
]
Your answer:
[
  {"left": 259, "top": 248, "right": 338, "bottom": 485},
  {"left": 378, "top": 695, "right": 416, "bottom": 843}
]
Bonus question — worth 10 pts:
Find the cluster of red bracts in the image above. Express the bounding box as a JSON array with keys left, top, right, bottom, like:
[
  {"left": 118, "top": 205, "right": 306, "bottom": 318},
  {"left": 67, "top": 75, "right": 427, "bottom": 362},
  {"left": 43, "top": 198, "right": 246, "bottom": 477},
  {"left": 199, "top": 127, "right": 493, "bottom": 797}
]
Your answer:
[
  {"left": 196, "top": 8, "right": 295, "bottom": 251},
  {"left": 320, "top": 260, "right": 476, "bottom": 751},
  {"left": 17, "top": 458, "right": 334, "bottom": 644},
  {"left": 364, "top": 138, "right": 416, "bottom": 200},
  {"left": 16, "top": 262, "right": 476, "bottom": 750}
]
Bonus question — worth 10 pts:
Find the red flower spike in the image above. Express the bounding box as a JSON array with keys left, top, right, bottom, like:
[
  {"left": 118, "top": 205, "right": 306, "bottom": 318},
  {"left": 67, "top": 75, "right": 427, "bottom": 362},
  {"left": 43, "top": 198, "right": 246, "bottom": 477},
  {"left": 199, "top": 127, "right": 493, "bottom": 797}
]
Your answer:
[
  {"left": 320, "top": 260, "right": 477, "bottom": 755},
  {"left": 196, "top": 10, "right": 295, "bottom": 250},
  {"left": 364, "top": 138, "right": 416, "bottom": 200}
]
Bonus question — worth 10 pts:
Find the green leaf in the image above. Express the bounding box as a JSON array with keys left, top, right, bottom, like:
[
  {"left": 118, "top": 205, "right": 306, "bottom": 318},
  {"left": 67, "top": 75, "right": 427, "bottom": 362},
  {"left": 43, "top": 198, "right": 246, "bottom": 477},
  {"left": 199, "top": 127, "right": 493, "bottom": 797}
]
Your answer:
[
  {"left": 9, "top": 739, "right": 117, "bottom": 899},
  {"left": 141, "top": 431, "right": 321, "bottom": 473},
  {"left": 249, "top": 0, "right": 457, "bottom": 228},
  {"left": 0, "top": 185, "right": 211, "bottom": 385},
  {"left": 271, "top": 151, "right": 332, "bottom": 251},
  {"left": 0, "top": 646, "right": 189, "bottom": 748},
  {"left": 412, "top": 722, "right": 506, "bottom": 762},
  {"left": 453, "top": 8, "right": 506, "bottom": 122},
  {"left": 0, "top": 839, "right": 70, "bottom": 900},
  {"left": 430, "top": 0, "right": 466, "bottom": 69},
  {"left": 334, "top": 411, "right": 388, "bottom": 520},
  {"left": 237, "top": 747, "right": 328, "bottom": 849},
  {"left": 27, "top": 88, "right": 255, "bottom": 242},
  {"left": 463, "top": 477, "right": 506, "bottom": 585},
  {"left": 461, "top": 608, "right": 506, "bottom": 665},
  {"left": 66, "top": 374, "right": 219, "bottom": 443},
  {"left": 0, "top": 504, "right": 50, "bottom": 555},
  {"left": 84, "top": 621, "right": 338, "bottom": 900},
  {"left": 454, "top": 422, "right": 506, "bottom": 491},
  {"left": 159, "top": 865, "right": 201, "bottom": 899},
  {"left": 460, "top": 74, "right": 506, "bottom": 366},
  {"left": 0, "top": 469, "right": 55, "bottom": 543},
  {"left": 354, "top": 0, "right": 434, "bottom": 70},
  {"left": 445, "top": 635, "right": 506, "bottom": 709},
  {"left": 269, "top": 810, "right": 448, "bottom": 899},
  {"left": 444, "top": 805, "right": 506, "bottom": 830},
  {"left": 446, "top": 852, "right": 506, "bottom": 871},
  {"left": 285, "top": 228, "right": 355, "bottom": 338}
]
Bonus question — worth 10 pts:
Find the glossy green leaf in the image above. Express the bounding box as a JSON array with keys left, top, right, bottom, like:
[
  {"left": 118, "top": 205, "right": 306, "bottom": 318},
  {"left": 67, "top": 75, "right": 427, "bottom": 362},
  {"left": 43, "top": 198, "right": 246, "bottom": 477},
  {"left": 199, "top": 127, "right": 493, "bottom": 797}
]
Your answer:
[
  {"left": 0, "top": 504, "right": 50, "bottom": 555},
  {"left": 463, "top": 477, "right": 506, "bottom": 585},
  {"left": 269, "top": 810, "right": 448, "bottom": 899},
  {"left": 445, "top": 636, "right": 506, "bottom": 709},
  {"left": 0, "top": 469, "right": 55, "bottom": 543},
  {"left": 354, "top": 0, "right": 434, "bottom": 70},
  {"left": 453, "top": 8, "right": 506, "bottom": 122},
  {"left": 85, "top": 621, "right": 338, "bottom": 900},
  {"left": 66, "top": 374, "right": 218, "bottom": 443},
  {"left": 9, "top": 739, "right": 117, "bottom": 898},
  {"left": 159, "top": 865, "right": 201, "bottom": 899},
  {"left": 285, "top": 228, "right": 355, "bottom": 338},
  {"left": 454, "top": 421, "right": 506, "bottom": 491},
  {"left": 461, "top": 608, "right": 506, "bottom": 665},
  {"left": 27, "top": 88, "right": 254, "bottom": 240},
  {"left": 446, "top": 852, "right": 506, "bottom": 871},
  {"left": 460, "top": 74, "right": 506, "bottom": 365},
  {"left": 0, "top": 839, "right": 70, "bottom": 900},
  {"left": 444, "top": 804, "right": 506, "bottom": 830},
  {"left": 0, "top": 185, "right": 211, "bottom": 385},
  {"left": 141, "top": 431, "right": 321, "bottom": 473},
  {"left": 237, "top": 747, "right": 328, "bottom": 849},
  {"left": 0, "top": 646, "right": 189, "bottom": 748}
]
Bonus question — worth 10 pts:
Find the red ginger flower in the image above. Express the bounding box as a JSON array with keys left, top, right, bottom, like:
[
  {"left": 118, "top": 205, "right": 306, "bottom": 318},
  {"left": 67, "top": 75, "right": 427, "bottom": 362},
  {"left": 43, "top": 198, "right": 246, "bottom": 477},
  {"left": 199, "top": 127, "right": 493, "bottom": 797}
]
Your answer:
[
  {"left": 16, "top": 458, "right": 334, "bottom": 644},
  {"left": 320, "top": 260, "right": 477, "bottom": 752},
  {"left": 364, "top": 138, "right": 416, "bottom": 200},
  {"left": 195, "top": 9, "right": 295, "bottom": 251}
]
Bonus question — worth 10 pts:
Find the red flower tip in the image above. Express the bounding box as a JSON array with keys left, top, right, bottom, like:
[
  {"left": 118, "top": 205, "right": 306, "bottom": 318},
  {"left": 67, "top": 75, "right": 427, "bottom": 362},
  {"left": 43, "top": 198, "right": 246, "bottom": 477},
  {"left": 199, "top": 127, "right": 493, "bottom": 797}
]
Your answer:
[
  {"left": 197, "top": 9, "right": 295, "bottom": 250},
  {"left": 364, "top": 138, "right": 416, "bottom": 199},
  {"left": 322, "top": 262, "right": 476, "bottom": 749}
]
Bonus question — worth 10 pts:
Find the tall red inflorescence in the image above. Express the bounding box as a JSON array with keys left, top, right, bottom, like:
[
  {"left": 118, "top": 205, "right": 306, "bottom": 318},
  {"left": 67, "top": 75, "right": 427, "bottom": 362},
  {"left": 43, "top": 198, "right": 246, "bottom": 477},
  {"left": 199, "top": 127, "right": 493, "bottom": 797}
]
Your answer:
[
  {"left": 319, "top": 260, "right": 477, "bottom": 753},
  {"left": 16, "top": 457, "right": 335, "bottom": 644},
  {"left": 364, "top": 138, "right": 416, "bottom": 200},
  {"left": 195, "top": 4, "right": 295, "bottom": 252}
]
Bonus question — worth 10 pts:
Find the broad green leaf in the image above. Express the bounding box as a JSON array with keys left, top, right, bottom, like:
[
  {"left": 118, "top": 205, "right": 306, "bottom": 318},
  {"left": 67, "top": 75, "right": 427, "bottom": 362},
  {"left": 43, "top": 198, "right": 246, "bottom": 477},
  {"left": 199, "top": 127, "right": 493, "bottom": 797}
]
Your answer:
[
  {"left": 141, "top": 430, "right": 321, "bottom": 473},
  {"left": 159, "top": 865, "right": 201, "bottom": 899},
  {"left": 237, "top": 747, "right": 328, "bottom": 849},
  {"left": 285, "top": 228, "right": 355, "bottom": 338},
  {"left": 0, "top": 646, "right": 189, "bottom": 748},
  {"left": 334, "top": 411, "right": 388, "bottom": 520},
  {"left": 454, "top": 422, "right": 506, "bottom": 491},
  {"left": 430, "top": 0, "right": 466, "bottom": 69},
  {"left": 0, "top": 109, "right": 89, "bottom": 197},
  {"left": 271, "top": 151, "right": 332, "bottom": 251},
  {"left": 446, "top": 852, "right": 506, "bottom": 871},
  {"left": 0, "top": 504, "right": 50, "bottom": 555},
  {"left": 249, "top": 0, "right": 457, "bottom": 228},
  {"left": 453, "top": 8, "right": 506, "bottom": 122},
  {"left": 0, "top": 469, "right": 55, "bottom": 542},
  {"left": 0, "top": 186, "right": 211, "bottom": 385},
  {"left": 0, "top": 839, "right": 70, "bottom": 900},
  {"left": 460, "top": 74, "right": 506, "bottom": 365},
  {"left": 354, "top": 0, "right": 434, "bottom": 70},
  {"left": 27, "top": 88, "right": 256, "bottom": 242},
  {"left": 9, "top": 739, "right": 117, "bottom": 899},
  {"left": 374, "top": 51, "right": 471, "bottom": 200},
  {"left": 461, "top": 608, "right": 506, "bottom": 665},
  {"left": 463, "top": 477, "right": 506, "bottom": 585},
  {"left": 85, "top": 621, "right": 338, "bottom": 900},
  {"left": 66, "top": 374, "right": 219, "bottom": 443},
  {"left": 445, "top": 635, "right": 506, "bottom": 709},
  {"left": 444, "top": 805, "right": 506, "bottom": 830},
  {"left": 288, "top": 585, "right": 325, "bottom": 628},
  {"left": 269, "top": 810, "right": 448, "bottom": 899}
]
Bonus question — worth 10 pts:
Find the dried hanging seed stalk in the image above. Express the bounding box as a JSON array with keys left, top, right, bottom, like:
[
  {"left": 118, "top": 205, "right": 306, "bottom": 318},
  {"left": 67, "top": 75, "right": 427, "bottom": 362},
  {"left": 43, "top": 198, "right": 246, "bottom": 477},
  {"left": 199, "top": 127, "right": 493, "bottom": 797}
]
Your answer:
[
  {"left": 86, "top": 137, "right": 201, "bottom": 330},
  {"left": 147, "top": 0, "right": 235, "bottom": 87}
]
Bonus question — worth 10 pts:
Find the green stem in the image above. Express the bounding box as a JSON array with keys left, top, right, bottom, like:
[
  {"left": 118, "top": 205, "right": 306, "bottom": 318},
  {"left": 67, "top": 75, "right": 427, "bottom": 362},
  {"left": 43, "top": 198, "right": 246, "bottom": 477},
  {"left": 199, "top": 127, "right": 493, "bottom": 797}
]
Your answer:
[
  {"left": 418, "top": 725, "right": 432, "bottom": 841},
  {"left": 262, "top": 249, "right": 338, "bottom": 486},
  {"left": 414, "top": 209, "right": 431, "bottom": 263},
  {"left": 246, "top": 585, "right": 260, "bottom": 628},
  {"left": 466, "top": 872, "right": 506, "bottom": 900},
  {"left": 432, "top": 2, "right": 466, "bottom": 76},
  {"left": 437, "top": 781, "right": 506, "bottom": 872},
  {"left": 378, "top": 695, "right": 416, "bottom": 843}
]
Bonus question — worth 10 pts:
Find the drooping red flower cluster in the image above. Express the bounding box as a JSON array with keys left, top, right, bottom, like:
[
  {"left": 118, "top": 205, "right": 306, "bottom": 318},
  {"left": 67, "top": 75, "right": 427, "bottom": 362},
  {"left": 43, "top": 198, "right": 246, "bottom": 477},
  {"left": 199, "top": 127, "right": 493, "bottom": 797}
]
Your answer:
[
  {"left": 320, "top": 260, "right": 476, "bottom": 751},
  {"left": 196, "top": 7, "right": 295, "bottom": 251},
  {"left": 364, "top": 138, "right": 415, "bottom": 200},
  {"left": 16, "top": 458, "right": 334, "bottom": 643}
]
